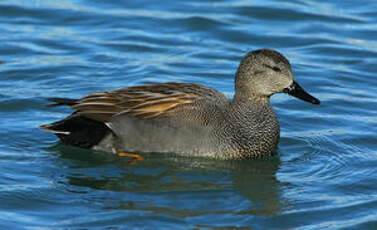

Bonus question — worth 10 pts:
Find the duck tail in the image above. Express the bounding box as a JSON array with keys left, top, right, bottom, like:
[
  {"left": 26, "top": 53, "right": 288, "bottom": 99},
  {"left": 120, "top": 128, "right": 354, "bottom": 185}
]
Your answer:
[
  {"left": 40, "top": 115, "right": 110, "bottom": 148},
  {"left": 45, "top": 97, "right": 78, "bottom": 107}
]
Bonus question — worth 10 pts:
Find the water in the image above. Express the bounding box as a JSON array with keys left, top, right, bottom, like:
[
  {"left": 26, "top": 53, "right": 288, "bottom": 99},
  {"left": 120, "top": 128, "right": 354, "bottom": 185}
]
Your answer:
[{"left": 1, "top": 0, "right": 377, "bottom": 229}]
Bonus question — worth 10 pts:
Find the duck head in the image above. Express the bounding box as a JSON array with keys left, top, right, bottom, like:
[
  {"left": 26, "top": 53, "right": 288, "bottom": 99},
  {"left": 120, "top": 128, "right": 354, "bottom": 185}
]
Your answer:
[{"left": 235, "top": 48, "right": 320, "bottom": 105}]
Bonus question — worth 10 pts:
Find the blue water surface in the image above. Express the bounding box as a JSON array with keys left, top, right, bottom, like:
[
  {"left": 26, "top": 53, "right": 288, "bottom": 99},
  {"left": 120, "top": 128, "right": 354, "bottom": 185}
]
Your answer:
[{"left": 1, "top": 0, "right": 377, "bottom": 229}]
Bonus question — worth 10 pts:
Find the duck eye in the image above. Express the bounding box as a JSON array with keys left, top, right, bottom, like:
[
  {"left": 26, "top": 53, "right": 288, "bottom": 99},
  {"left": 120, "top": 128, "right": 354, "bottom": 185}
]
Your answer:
[
  {"left": 263, "top": 64, "right": 282, "bottom": 72},
  {"left": 272, "top": 66, "right": 281, "bottom": 72}
]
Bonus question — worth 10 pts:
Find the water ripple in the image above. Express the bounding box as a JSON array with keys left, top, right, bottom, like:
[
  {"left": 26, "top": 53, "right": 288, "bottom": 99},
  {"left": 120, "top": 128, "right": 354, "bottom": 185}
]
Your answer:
[{"left": 0, "top": 0, "right": 377, "bottom": 229}]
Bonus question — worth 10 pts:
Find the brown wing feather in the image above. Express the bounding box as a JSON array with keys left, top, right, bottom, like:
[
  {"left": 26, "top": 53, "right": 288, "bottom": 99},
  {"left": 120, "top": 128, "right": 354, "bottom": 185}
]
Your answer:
[{"left": 68, "top": 82, "right": 220, "bottom": 122}]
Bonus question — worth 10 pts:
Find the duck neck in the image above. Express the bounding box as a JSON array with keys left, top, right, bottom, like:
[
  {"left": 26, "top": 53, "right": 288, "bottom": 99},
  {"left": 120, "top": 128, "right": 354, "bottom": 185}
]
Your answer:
[
  {"left": 233, "top": 91, "right": 270, "bottom": 105},
  {"left": 230, "top": 93, "right": 273, "bottom": 120}
]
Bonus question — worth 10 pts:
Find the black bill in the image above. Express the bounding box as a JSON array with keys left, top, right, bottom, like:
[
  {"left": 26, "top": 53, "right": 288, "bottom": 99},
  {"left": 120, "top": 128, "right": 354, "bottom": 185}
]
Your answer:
[{"left": 283, "top": 81, "right": 320, "bottom": 105}]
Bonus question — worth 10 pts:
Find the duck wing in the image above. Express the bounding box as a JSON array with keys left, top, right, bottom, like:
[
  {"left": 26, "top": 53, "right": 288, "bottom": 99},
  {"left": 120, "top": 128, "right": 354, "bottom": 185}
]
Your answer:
[{"left": 59, "top": 82, "right": 226, "bottom": 123}]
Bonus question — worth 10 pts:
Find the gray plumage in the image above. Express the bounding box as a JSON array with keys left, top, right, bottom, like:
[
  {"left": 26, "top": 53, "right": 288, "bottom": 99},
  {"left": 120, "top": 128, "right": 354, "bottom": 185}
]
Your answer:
[{"left": 41, "top": 49, "right": 320, "bottom": 159}]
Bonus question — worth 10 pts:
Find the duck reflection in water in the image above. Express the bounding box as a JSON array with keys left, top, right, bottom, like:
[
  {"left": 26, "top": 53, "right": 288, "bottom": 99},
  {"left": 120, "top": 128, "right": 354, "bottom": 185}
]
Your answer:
[{"left": 51, "top": 145, "right": 281, "bottom": 218}]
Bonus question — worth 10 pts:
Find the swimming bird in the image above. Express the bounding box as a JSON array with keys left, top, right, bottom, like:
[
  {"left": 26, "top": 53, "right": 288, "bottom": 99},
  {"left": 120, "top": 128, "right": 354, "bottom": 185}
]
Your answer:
[{"left": 40, "top": 49, "right": 320, "bottom": 159}]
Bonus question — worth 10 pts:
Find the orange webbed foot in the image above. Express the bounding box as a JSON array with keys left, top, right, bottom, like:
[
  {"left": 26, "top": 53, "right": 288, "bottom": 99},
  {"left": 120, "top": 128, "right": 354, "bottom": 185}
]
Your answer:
[{"left": 117, "top": 152, "right": 145, "bottom": 165}]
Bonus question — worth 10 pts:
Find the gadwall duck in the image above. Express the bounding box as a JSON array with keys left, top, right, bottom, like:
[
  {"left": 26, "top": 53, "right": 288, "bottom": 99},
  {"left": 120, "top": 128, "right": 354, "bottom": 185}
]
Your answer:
[{"left": 41, "top": 49, "right": 320, "bottom": 159}]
